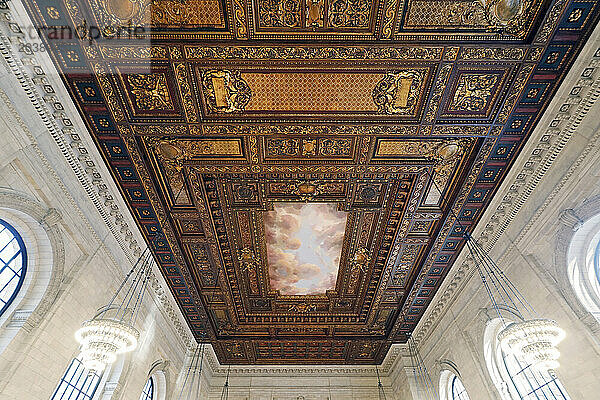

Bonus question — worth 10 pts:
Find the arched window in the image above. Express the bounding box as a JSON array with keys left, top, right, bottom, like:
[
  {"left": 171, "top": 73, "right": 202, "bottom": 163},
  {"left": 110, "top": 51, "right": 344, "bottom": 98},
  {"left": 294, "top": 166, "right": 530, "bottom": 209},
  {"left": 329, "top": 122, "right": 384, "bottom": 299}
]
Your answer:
[
  {"left": 484, "top": 318, "right": 570, "bottom": 400},
  {"left": 451, "top": 375, "right": 470, "bottom": 400},
  {"left": 51, "top": 358, "right": 102, "bottom": 400},
  {"left": 440, "top": 370, "right": 470, "bottom": 400},
  {"left": 144, "top": 365, "right": 167, "bottom": 400},
  {"left": 567, "top": 212, "right": 600, "bottom": 321},
  {"left": 0, "top": 218, "right": 26, "bottom": 317},
  {"left": 140, "top": 377, "right": 154, "bottom": 400},
  {"left": 595, "top": 239, "right": 600, "bottom": 294},
  {"left": 501, "top": 349, "right": 569, "bottom": 399}
]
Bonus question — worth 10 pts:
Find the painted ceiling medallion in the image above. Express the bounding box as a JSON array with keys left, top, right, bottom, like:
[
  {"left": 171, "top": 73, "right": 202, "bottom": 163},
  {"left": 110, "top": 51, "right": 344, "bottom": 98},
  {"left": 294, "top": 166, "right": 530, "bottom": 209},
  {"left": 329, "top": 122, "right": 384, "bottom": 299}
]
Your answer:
[
  {"left": 265, "top": 203, "right": 346, "bottom": 296},
  {"left": 105, "top": 0, "right": 138, "bottom": 21},
  {"left": 294, "top": 181, "right": 320, "bottom": 200},
  {"left": 489, "top": 0, "right": 523, "bottom": 23}
]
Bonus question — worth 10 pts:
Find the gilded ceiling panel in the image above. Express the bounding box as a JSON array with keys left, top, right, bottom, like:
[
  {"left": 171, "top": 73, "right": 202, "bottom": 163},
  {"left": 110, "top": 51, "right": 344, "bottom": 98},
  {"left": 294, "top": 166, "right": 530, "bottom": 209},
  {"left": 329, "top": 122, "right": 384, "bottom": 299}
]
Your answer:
[{"left": 19, "top": 0, "right": 600, "bottom": 364}]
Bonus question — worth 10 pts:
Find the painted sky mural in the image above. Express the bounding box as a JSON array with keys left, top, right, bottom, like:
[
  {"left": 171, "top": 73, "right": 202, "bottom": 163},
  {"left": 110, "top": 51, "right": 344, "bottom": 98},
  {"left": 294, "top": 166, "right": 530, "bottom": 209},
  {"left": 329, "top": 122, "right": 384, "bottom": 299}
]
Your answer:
[{"left": 265, "top": 203, "right": 347, "bottom": 295}]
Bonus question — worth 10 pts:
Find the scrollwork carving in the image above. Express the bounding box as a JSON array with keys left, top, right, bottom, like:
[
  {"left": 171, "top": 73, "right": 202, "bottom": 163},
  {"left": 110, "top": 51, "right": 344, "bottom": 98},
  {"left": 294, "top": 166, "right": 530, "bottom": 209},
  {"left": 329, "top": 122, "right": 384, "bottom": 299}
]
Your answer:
[
  {"left": 201, "top": 70, "right": 251, "bottom": 113},
  {"left": 258, "top": 0, "right": 301, "bottom": 27},
  {"left": 372, "top": 71, "right": 423, "bottom": 115},
  {"left": 328, "top": 0, "right": 371, "bottom": 28},
  {"left": 127, "top": 73, "right": 173, "bottom": 111},
  {"left": 449, "top": 74, "right": 499, "bottom": 112}
]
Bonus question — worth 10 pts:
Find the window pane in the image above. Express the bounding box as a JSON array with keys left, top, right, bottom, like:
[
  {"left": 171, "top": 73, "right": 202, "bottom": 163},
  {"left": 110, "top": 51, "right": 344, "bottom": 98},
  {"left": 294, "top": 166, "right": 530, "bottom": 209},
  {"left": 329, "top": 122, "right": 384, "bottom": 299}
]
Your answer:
[
  {"left": 0, "top": 219, "right": 26, "bottom": 317},
  {"left": 502, "top": 349, "right": 570, "bottom": 400},
  {"left": 451, "top": 375, "right": 470, "bottom": 400},
  {"left": 51, "top": 359, "right": 101, "bottom": 400},
  {"left": 139, "top": 377, "right": 154, "bottom": 400}
]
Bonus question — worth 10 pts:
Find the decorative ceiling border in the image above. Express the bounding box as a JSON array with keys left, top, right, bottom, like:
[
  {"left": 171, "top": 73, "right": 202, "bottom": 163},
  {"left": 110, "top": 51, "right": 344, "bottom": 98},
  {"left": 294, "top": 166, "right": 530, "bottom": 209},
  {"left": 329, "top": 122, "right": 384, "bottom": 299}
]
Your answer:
[
  {"left": 199, "top": 343, "right": 404, "bottom": 376},
  {"left": 0, "top": 0, "right": 194, "bottom": 350},
  {"left": 412, "top": 23, "right": 600, "bottom": 345},
  {"left": 0, "top": 0, "right": 407, "bottom": 375}
]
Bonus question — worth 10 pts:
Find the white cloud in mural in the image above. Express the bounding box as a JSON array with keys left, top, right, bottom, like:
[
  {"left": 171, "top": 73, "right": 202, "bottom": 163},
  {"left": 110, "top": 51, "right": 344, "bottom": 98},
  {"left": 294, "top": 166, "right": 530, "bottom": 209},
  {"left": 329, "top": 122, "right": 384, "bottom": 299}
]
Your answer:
[{"left": 265, "top": 203, "right": 347, "bottom": 295}]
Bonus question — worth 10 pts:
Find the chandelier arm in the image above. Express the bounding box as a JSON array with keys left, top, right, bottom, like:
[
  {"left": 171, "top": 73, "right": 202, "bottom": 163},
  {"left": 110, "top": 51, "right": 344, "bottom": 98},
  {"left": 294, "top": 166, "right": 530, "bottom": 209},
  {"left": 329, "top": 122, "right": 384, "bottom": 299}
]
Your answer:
[
  {"left": 130, "top": 258, "right": 153, "bottom": 325},
  {"left": 190, "top": 343, "right": 204, "bottom": 400},
  {"left": 470, "top": 235, "right": 537, "bottom": 317},
  {"left": 408, "top": 338, "right": 423, "bottom": 397},
  {"left": 220, "top": 365, "right": 230, "bottom": 400},
  {"left": 177, "top": 344, "right": 200, "bottom": 400},
  {"left": 424, "top": 161, "right": 529, "bottom": 320},
  {"left": 467, "top": 238, "right": 505, "bottom": 325},
  {"left": 409, "top": 335, "right": 437, "bottom": 400},
  {"left": 492, "top": 262, "right": 538, "bottom": 318},
  {"left": 185, "top": 348, "right": 198, "bottom": 400},
  {"left": 100, "top": 247, "right": 150, "bottom": 318},
  {"left": 115, "top": 252, "right": 150, "bottom": 322},
  {"left": 376, "top": 365, "right": 386, "bottom": 400},
  {"left": 470, "top": 239, "right": 523, "bottom": 319},
  {"left": 116, "top": 252, "right": 151, "bottom": 320},
  {"left": 415, "top": 339, "right": 438, "bottom": 400},
  {"left": 186, "top": 345, "right": 199, "bottom": 400},
  {"left": 420, "top": 357, "right": 437, "bottom": 399},
  {"left": 195, "top": 343, "right": 206, "bottom": 398}
]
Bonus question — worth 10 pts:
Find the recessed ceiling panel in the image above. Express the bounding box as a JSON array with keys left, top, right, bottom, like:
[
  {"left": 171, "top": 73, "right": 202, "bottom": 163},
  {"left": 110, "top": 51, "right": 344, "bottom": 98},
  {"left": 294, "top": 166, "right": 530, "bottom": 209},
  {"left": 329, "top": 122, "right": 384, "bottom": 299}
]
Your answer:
[{"left": 265, "top": 202, "right": 347, "bottom": 295}]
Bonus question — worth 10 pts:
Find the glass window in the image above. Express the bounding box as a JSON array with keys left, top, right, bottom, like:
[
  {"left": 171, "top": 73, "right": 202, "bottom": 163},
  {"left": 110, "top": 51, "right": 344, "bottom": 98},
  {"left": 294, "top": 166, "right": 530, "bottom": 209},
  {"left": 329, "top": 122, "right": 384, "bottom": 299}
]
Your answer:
[
  {"left": 567, "top": 213, "right": 600, "bottom": 321},
  {"left": 485, "top": 318, "right": 572, "bottom": 400},
  {"left": 451, "top": 375, "right": 470, "bottom": 400},
  {"left": 139, "top": 377, "right": 154, "bottom": 400},
  {"left": 51, "top": 358, "right": 101, "bottom": 400},
  {"left": 595, "top": 239, "right": 600, "bottom": 286},
  {"left": 0, "top": 219, "right": 27, "bottom": 317},
  {"left": 502, "top": 349, "right": 570, "bottom": 400}
]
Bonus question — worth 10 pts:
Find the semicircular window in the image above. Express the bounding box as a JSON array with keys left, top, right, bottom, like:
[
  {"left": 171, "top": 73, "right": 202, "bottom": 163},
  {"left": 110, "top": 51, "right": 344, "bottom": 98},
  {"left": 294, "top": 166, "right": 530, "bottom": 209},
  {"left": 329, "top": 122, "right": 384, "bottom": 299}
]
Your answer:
[{"left": 0, "top": 218, "right": 27, "bottom": 316}]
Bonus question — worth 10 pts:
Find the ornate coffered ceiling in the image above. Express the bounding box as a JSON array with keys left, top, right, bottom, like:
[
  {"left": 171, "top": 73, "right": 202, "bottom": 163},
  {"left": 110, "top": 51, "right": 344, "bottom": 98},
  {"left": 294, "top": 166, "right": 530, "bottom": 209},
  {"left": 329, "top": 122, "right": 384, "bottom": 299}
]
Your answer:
[{"left": 19, "top": 0, "right": 599, "bottom": 364}]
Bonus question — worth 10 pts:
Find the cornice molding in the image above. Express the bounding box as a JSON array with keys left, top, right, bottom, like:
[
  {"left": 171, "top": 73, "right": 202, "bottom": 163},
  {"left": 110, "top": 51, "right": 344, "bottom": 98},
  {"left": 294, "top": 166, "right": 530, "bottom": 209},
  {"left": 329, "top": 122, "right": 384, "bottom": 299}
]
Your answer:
[
  {"left": 413, "top": 24, "right": 600, "bottom": 345},
  {"left": 0, "top": 1, "right": 194, "bottom": 350},
  {"left": 198, "top": 343, "right": 404, "bottom": 377}
]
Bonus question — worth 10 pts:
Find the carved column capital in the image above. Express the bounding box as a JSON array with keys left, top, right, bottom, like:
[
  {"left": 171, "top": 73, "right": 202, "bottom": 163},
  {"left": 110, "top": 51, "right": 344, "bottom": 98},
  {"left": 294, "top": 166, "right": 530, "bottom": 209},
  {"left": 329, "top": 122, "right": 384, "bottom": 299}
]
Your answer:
[
  {"left": 40, "top": 208, "right": 62, "bottom": 227},
  {"left": 558, "top": 208, "right": 583, "bottom": 231}
]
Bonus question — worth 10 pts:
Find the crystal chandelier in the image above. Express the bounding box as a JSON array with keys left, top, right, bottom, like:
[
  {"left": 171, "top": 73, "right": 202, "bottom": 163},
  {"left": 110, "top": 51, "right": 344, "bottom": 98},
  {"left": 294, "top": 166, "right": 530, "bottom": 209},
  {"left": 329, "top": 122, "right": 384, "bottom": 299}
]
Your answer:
[
  {"left": 464, "top": 232, "right": 566, "bottom": 371},
  {"left": 423, "top": 164, "right": 565, "bottom": 372},
  {"left": 75, "top": 248, "right": 154, "bottom": 372},
  {"left": 497, "top": 319, "right": 566, "bottom": 370}
]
